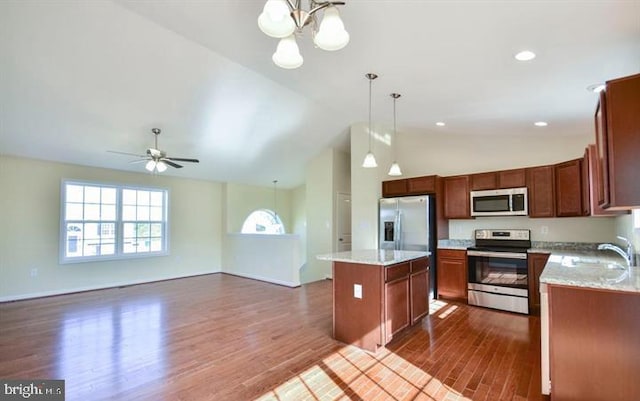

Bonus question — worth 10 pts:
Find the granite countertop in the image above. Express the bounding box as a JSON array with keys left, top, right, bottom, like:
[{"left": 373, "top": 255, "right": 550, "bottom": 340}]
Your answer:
[
  {"left": 437, "top": 239, "right": 473, "bottom": 250},
  {"left": 539, "top": 251, "right": 640, "bottom": 293},
  {"left": 316, "top": 250, "right": 430, "bottom": 266}
]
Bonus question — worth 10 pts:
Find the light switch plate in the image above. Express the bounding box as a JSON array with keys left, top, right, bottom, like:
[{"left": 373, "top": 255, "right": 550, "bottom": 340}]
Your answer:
[{"left": 353, "top": 284, "right": 362, "bottom": 299}]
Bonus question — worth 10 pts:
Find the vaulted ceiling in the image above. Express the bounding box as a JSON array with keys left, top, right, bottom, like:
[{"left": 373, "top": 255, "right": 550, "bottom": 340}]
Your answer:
[{"left": 1, "top": 1, "right": 639, "bottom": 187}]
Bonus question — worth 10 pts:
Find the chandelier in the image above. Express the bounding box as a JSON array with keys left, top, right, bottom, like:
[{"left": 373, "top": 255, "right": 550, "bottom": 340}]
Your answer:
[{"left": 257, "top": 0, "right": 349, "bottom": 69}]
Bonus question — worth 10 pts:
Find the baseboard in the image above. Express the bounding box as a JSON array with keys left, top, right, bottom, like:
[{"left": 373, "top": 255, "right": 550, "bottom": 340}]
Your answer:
[
  {"left": 0, "top": 271, "right": 218, "bottom": 302},
  {"left": 221, "top": 271, "right": 300, "bottom": 288}
]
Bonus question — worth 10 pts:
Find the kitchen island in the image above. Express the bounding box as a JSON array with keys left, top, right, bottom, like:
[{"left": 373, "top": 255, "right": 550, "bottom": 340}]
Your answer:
[
  {"left": 317, "top": 250, "right": 430, "bottom": 352},
  {"left": 539, "top": 252, "right": 640, "bottom": 401}
]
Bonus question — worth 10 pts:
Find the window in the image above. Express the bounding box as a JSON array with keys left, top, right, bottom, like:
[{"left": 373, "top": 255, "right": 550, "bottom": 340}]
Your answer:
[
  {"left": 241, "top": 209, "right": 285, "bottom": 234},
  {"left": 633, "top": 209, "right": 640, "bottom": 229},
  {"left": 61, "top": 181, "right": 168, "bottom": 263}
]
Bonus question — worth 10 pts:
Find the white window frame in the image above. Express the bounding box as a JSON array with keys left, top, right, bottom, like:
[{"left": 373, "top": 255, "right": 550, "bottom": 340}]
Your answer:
[{"left": 60, "top": 180, "right": 170, "bottom": 264}]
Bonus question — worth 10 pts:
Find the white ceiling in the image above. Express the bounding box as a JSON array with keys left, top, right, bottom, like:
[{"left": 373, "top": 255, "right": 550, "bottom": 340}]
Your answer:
[{"left": 1, "top": 1, "right": 639, "bottom": 188}]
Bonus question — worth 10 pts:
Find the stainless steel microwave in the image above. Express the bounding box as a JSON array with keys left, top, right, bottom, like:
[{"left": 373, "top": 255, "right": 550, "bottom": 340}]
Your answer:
[{"left": 470, "top": 187, "right": 528, "bottom": 217}]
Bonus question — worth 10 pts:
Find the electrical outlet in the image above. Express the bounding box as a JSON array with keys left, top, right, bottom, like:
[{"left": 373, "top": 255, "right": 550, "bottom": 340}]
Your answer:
[
  {"left": 541, "top": 226, "right": 549, "bottom": 235},
  {"left": 353, "top": 284, "right": 362, "bottom": 299},
  {"left": 30, "top": 268, "right": 38, "bottom": 277}
]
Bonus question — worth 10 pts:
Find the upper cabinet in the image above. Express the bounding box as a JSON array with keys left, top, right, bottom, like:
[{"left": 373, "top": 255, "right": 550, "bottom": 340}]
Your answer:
[
  {"left": 586, "top": 144, "right": 627, "bottom": 216},
  {"left": 382, "top": 179, "right": 408, "bottom": 198},
  {"left": 596, "top": 73, "right": 640, "bottom": 209},
  {"left": 444, "top": 175, "right": 470, "bottom": 219},
  {"left": 527, "top": 165, "right": 555, "bottom": 218},
  {"left": 554, "top": 159, "right": 586, "bottom": 217},
  {"left": 470, "top": 168, "right": 526, "bottom": 191},
  {"left": 407, "top": 175, "right": 436, "bottom": 194}
]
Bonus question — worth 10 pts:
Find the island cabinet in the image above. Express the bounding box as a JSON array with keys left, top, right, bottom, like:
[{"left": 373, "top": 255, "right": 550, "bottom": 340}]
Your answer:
[
  {"left": 330, "top": 254, "right": 430, "bottom": 352},
  {"left": 527, "top": 165, "right": 555, "bottom": 218},
  {"left": 554, "top": 158, "right": 587, "bottom": 217},
  {"left": 436, "top": 249, "right": 467, "bottom": 301},
  {"left": 527, "top": 252, "right": 550, "bottom": 315},
  {"left": 548, "top": 285, "right": 640, "bottom": 401},
  {"left": 595, "top": 73, "right": 640, "bottom": 209},
  {"left": 443, "top": 175, "right": 470, "bottom": 219}
]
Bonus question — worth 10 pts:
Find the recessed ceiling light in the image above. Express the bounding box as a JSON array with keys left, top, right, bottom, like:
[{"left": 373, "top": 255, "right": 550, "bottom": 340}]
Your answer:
[
  {"left": 534, "top": 121, "right": 548, "bottom": 127},
  {"left": 436, "top": 122, "right": 445, "bottom": 127},
  {"left": 514, "top": 50, "right": 536, "bottom": 61},
  {"left": 587, "top": 83, "right": 605, "bottom": 93}
]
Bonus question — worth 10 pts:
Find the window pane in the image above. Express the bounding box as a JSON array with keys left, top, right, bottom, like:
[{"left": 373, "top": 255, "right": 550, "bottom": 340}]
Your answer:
[
  {"left": 136, "top": 223, "right": 150, "bottom": 237},
  {"left": 137, "top": 191, "right": 150, "bottom": 206},
  {"left": 66, "top": 185, "right": 84, "bottom": 203},
  {"left": 136, "top": 206, "right": 149, "bottom": 221},
  {"left": 137, "top": 239, "right": 150, "bottom": 253},
  {"left": 84, "top": 223, "right": 100, "bottom": 239},
  {"left": 100, "top": 243, "right": 115, "bottom": 255},
  {"left": 66, "top": 203, "right": 83, "bottom": 220},
  {"left": 150, "top": 238, "right": 162, "bottom": 252},
  {"left": 85, "top": 186, "right": 101, "bottom": 203},
  {"left": 122, "top": 205, "right": 136, "bottom": 220},
  {"left": 83, "top": 240, "right": 99, "bottom": 256},
  {"left": 123, "top": 223, "right": 135, "bottom": 237},
  {"left": 102, "top": 187, "right": 116, "bottom": 204},
  {"left": 66, "top": 235, "right": 82, "bottom": 256},
  {"left": 85, "top": 204, "right": 100, "bottom": 220},
  {"left": 150, "top": 206, "right": 162, "bottom": 221},
  {"left": 101, "top": 204, "right": 116, "bottom": 220},
  {"left": 122, "top": 189, "right": 136, "bottom": 205},
  {"left": 123, "top": 240, "right": 137, "bottom": 253},
  {"left": 150, "top": 192, "right": 163, "bottom": 206},
  {"left": 150, "top": 223, "right": 162, "bottom": 237},
  {"left": 101, "top": 223, "right": 115, "bottom": 239},
  {"left": 241, "top": 209, "right": 285, "bottom": 234}
]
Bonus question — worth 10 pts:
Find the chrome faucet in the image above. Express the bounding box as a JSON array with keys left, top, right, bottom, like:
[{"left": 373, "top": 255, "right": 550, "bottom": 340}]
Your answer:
[{"left": 597, "top": 236, "right": 635, "bottom": 268}]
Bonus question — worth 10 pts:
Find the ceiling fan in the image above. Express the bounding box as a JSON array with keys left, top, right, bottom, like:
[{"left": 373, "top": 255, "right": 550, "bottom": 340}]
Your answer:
[{"left": 109, "top": 128, "right": 199, "bottom": 173}]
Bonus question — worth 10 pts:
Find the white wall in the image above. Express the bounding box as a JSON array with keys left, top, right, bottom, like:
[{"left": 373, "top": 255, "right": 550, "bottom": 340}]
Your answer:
[
  {"left": 223, "top": 233, "right": 302, "bottom": 287},
  {"left": 304, "top": 148, "right": 333, "bottom": 283},
  {"left": 292, "top": 185, "right": 307, "bottom": 265},
  {"left": 0, "top": 155, "right": 223, "bottom": 301},
  {"left": 615, "top": 212, "right": 640, "bottom": 259},
  {"left": 224, "top": 182, "right": 293, "bottom": 233},
  {"left": 350, "top": 122, "right": 623, "bottom": 246}
]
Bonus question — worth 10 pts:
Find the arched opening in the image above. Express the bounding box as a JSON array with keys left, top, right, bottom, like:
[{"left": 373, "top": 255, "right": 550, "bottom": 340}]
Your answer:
[{"left": 241, "top": 209, "right": 285, "bottom": 234}]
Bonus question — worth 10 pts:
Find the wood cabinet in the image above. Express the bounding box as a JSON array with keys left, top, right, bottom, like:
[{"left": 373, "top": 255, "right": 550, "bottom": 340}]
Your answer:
[
  {"left": 581, "top": 148, "right": 590, "bottom": 216},
  {"left": 443, "top": 175, "right": 470, "bottom": 219},
  {"left": 409, "top": 257, "right": 429, "bottom": 324},
  {"left": 470, "top": 168, "right": 526, "bottom": 191},
  {"left": 407, "top": 175, "right": 436, "bottom": 194},
  {"left": 470, "top": 172, "right": 497, "bottom": 191},
  {"left": 382, "top": 179, "right": 408, "bottom": 198},
  {"left": 596, "top": 73, "right": 640, "bottom": 209},
  {"left": 554, "top": 158, "right": 585, "bottom": 217},
  {"left": 436, "top": 249, "right": 467, "bottom": 301},
  {"left": 332, "top": 257, "right": 430, "bottom": 352},
  {"left": 527, "top": 252, "right": 550, "bottom": 315},
  {"left": 548, "top": 285, "right": 640, "bottom": 401},
  {"left": 498, "top": 168, "right": 526, "bottom": 188},
  {"left": 527, "top": 165, "right": 555, "bottom": 218},
  {"left": 587, "top": 144, "right": 627, "bottom": 216}
]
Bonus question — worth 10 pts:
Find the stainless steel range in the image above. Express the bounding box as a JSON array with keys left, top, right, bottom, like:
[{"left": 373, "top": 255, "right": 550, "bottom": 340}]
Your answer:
[{"left": 467, "top": 229, "right": 530, "bottom": 314}]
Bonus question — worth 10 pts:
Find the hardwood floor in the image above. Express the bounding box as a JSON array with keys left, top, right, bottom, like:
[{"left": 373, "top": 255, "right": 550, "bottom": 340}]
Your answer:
[{"left": 0, "top": 274, "right": 546, "bottom": 401}]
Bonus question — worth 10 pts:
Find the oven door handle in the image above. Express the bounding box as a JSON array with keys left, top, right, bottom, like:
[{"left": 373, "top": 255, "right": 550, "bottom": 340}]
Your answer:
[{"left": 466, "top": 250, "right": 528, "bottom": 260}]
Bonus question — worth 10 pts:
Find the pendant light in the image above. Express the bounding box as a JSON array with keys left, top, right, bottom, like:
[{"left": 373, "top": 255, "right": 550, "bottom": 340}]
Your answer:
[
  {"left": 388, "top": 93, "right": 402, "bottom": 176},
  {"left": 362, "top": 73, "right": 378, "bottom": 168}
]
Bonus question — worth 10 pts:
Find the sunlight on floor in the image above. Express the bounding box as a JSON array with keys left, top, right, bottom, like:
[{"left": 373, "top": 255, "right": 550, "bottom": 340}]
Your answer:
[
  {"left": 429, "top": 300, "right": 449, "bottom": 314},
  {"left": 255, "top": 344, "right": 471, "bottom": 401}
]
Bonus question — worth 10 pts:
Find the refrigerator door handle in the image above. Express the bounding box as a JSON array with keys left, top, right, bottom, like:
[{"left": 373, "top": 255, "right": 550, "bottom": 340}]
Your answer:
[{"left": 395, "top": 210, "right": 402, "bottom": 250}]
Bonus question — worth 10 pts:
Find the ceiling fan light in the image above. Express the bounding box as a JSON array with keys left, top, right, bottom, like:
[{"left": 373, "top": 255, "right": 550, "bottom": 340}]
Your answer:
[
  {"left": 156, "top": 161, "right": 168, "bottom": 173},
  {"left": 313, "top": 7, "right": 349, "bottom": 51},
  {"left": 362, "top": 151, "right": 377, "bottom": 168},
  {"left": 388, "top": 162, "right": 402, "bottom": 176},
  {"left": 258, "top": 0, "right": 295, "bottom": 38},
  {"left": 145, "top": 160, "right": 156, "bottom": 172},
  {"left": 272, "top": 35, "right": 303, "bottom": 69}
]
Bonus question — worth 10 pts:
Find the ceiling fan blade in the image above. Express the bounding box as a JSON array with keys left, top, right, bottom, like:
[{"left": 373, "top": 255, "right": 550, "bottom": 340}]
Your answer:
[
  {"left": 129, "top": 159, "right": 150, "bottom": 164},
  {"left": 162, "top": 160, "right": 183, "bottom": 169},
  {"left": 165, "top": 157, "right": 199, "bottom": 163},
  {"left": 108, "top": 150, "right": 146, "bottom": 158}
]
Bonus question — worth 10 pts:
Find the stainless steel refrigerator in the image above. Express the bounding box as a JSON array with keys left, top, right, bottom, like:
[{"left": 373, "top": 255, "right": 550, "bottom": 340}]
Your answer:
[{"left": 379, "top": 195, "right": 437, "bottom": 298}]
